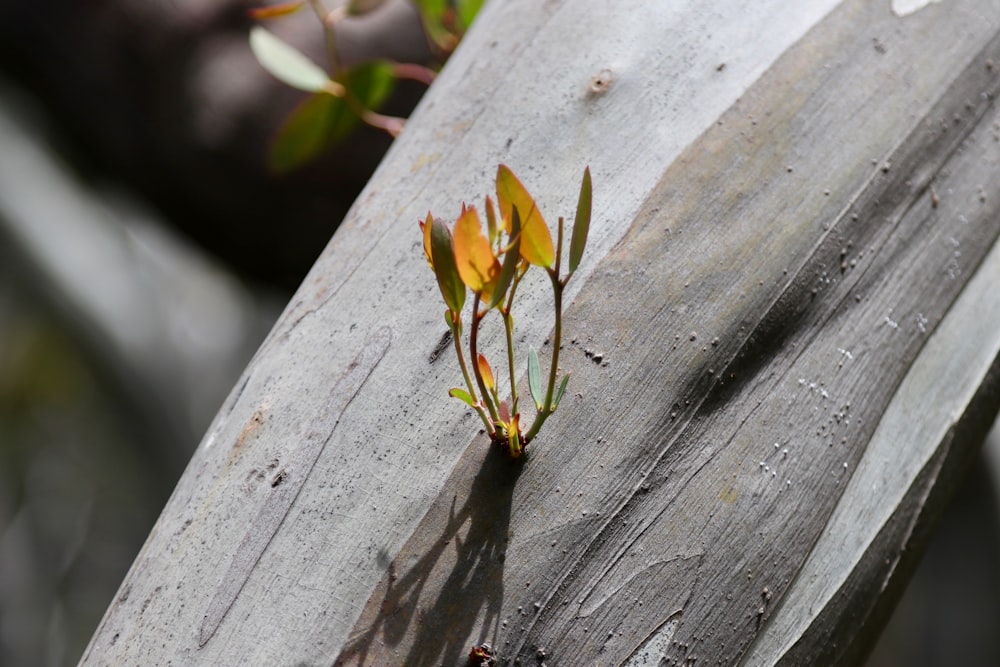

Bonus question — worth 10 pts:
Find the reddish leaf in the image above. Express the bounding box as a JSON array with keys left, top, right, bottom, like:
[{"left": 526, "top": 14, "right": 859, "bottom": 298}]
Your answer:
[{"left": 477, "top": 354, "right": 495, "bottom": 391}]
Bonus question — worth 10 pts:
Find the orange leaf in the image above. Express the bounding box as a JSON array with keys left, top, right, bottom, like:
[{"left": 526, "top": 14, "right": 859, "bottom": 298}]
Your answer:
[
  {"left": 477, "top": 353, "right": 495, "bottom": 391},
  {"left": 419, "top": 213, "right": 434, "bottom": 268},
  {"left": 248, "top": 1, "right": 305, "bottom": 20},
  {"left": 496, "top": 165, "right": 554, "bottom": 268},
  {"left": 453, "top": 206, "right": 500, "bottom": 295}
]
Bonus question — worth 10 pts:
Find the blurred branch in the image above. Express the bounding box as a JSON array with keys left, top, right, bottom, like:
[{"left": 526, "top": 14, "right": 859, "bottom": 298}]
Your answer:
[{"left": 0, "top": 78, "right": 280, "bottom": 469}]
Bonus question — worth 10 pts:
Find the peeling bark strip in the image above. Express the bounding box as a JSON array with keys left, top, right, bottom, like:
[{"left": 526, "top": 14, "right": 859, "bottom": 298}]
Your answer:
[{"left": 198, "top": 327, "right": 392, "bottom": 647}]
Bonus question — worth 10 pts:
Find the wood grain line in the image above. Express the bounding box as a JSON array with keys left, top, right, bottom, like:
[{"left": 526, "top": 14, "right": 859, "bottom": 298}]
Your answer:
[{"left": 197, "top": 327, "right": 393, "bottom": 647}]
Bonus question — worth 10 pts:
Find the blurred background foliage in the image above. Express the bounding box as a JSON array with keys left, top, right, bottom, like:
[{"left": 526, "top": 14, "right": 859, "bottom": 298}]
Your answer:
[
  {"left": 0, "top": 1, "right": 997, "bottom": 665},
  {"left": 0, "top": 278, "right": 163, "bottom": 666}
]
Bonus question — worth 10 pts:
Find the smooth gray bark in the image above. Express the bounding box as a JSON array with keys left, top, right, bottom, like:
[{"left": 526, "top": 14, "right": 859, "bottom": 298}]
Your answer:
[{"left": 83, "top": 0, "right": 1000, "bottom": 665}]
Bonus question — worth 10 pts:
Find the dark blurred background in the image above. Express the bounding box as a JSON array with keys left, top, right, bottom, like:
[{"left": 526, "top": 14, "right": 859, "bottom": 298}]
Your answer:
[{"left": 0, "top": 1, "right": 997, "bottom": 665}]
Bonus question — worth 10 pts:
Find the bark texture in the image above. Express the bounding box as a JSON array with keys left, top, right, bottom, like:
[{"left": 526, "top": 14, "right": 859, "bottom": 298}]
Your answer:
[{"left": 83, "top": 0, "right": 1000, "bottom": 665}]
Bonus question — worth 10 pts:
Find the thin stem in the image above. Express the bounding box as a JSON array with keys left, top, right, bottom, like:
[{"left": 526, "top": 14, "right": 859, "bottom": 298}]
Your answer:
[
  {"left": 525, "top": 219, "right": 565, "bottom": 443},
  {"left": 544, "top": 217, "right": 566, "bottom": 409},
  {"left": 523, "top": 274, "right": 562, "bottom": 443},
  {"left": 308, "top": 0, "right": 341, "bottom": 75},
  {"left": 502, "top": 268, "right": 526, "bottom": 415},
  {"left": 545, "top": 272, "right": 563, "bottom": 410},
  {"left": 469, "top": 294, "right": 500, "bottom": 423},
  {"left": 503, "top": 311, "right": 518, "bottom": 415},
  {"left": 450, "top": 314, "right": 494, "bottom": 436},
  {"left": 392, "top": 62, "right": 437, "bottom": 86},
  {"left": 358, "top": 109, "right": 405, "bottom": 137}
]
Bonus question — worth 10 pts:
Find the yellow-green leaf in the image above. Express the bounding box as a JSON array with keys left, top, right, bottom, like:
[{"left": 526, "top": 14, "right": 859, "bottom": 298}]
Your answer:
[
  {"left": 453, "top": 206, "right": 500, "bottom": 295},
  {"left": 449, "top": 387, "right": 476, "bottom": 407},
  {"left": 496, "top": 164, "right": 554, "bottom": 268},
  {"left": 430, "top": 217, "right": 465, "bottom": 313}
]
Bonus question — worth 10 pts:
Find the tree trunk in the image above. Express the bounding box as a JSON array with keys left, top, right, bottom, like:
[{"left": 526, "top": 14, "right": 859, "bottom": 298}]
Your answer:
[{"left": 82, "top": 0, "right": 1000, "bottom": 664}]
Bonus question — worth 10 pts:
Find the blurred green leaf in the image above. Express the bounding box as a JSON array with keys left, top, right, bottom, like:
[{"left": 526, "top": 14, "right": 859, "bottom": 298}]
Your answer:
[
  {"left": 528, "top": 347, "right": 543, "bottom": 411},
  {"left": 343, "top": 60, "right": 396, "bottom": 116},
  {"left": 269, "top": 93, "right": 337, "bottom": 173},
  {"left": 569, "top": 167, "right": 592, "bottom": 273},
  {"left": 413, "top": 0, "right": 460, "bottom": 52},
  {"left": 268, "top": 61, "right": 396, "bottom": 173},
  {"left": 456, "top": 0, "right": 485, "bottom": 30},
  {"left": 249, "top": 26, "right": 338, "bottom": 94}
]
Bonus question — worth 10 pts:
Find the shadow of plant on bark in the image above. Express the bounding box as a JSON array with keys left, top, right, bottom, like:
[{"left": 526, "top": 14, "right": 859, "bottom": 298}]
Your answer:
[{"left": 337, "top": 438, "right": 523, "bottom": 666}]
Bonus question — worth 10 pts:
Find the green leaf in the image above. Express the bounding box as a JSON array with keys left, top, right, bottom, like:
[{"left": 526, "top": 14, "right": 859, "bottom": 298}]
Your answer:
[
  {"left": 343, "top": 60, "right": 396, "bottom": 116},
  {"left": 456, "top": 0, "right": 485, "bottom": 30},
  {"left": 249, "top": 26, "right": 338, "bottom": 94},
  {"left": 569, "top": 167, "right": 592, "bottom": 273},
  {"left": 268, "top": 93, "right": 336, "bottom": 173},
  {"left": 528, "top": 347, "right": 543, "bottom": 411},
  {"left": 449, "top": 388, "right": 476, "bottom": 407},
  {"left": 486, "top": 206, "right": 521, "bottom": 310},
  {"left": 267, "top": 61, "right": 396, "bottom": 172},
  {"left": 411, "top": 0, "right": 455, "bottom": 50},
  {"left": 430, "top": 217, "right": 466, "bottom": 313},
  {"left": 553, "top": 373, "right": 571, "bottom": 409}
]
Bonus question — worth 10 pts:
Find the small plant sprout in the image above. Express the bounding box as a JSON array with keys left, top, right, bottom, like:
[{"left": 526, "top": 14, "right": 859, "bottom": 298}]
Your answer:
[{"left": 421, "top": 165, "right": 592, "bottom": 458}]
